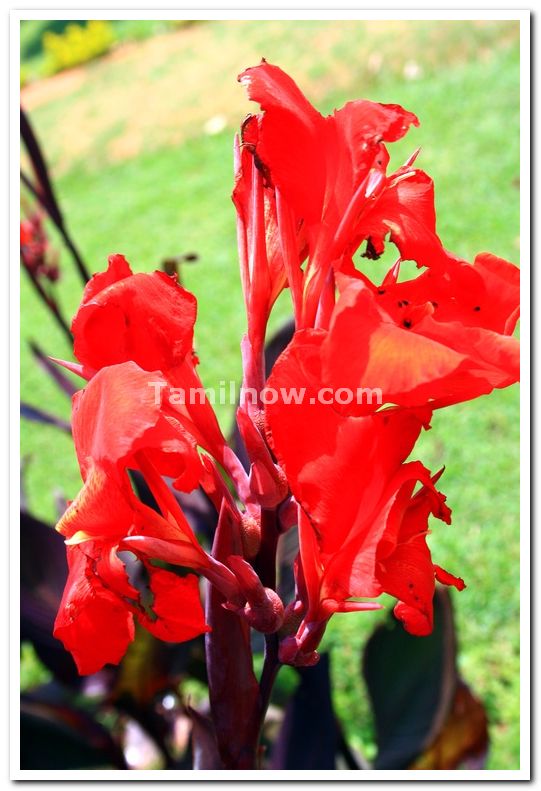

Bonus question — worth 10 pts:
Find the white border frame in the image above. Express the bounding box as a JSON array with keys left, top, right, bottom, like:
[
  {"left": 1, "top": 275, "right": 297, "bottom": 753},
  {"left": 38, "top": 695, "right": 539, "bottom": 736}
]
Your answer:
[{"left": 10, "top": 8, "right": 531, "bottom": 783}]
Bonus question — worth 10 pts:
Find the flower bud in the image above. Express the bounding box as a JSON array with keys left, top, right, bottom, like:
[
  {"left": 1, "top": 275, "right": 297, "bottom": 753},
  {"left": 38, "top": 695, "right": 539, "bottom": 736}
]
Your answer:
[
  {"left": 240, "top": 512, "right": 261, "bottom": 559},
  {"left": 243, "top": 587, "right": 284, "bottom": 634},
  {"left": 226, "top": 554, "right": 285, "bottom": 633},
  {"left": 278, "top": 635, "right": 319, "bottom": 667},
  {"left": 249, "top": 460, "right": 288, "bottom": 508}
]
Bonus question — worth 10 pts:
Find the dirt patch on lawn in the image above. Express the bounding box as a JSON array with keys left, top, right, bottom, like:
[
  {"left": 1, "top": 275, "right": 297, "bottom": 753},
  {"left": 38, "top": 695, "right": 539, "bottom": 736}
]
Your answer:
[{"left": 21, "top": 66, "right": 88, "bottom": 109}]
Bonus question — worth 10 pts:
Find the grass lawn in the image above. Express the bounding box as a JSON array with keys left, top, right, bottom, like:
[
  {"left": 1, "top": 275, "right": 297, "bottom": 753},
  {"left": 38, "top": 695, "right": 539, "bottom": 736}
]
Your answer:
[{"left": 20, "top": 19, "right": 521, "bottom": 769}]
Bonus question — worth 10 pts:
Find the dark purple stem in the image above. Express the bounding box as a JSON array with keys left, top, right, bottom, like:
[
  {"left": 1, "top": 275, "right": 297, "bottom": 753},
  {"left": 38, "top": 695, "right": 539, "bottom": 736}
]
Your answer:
[
  {"left": 253, "top": 507, "right": 282, "bottom": 750},
  {"left": 259, "top": 633, "right": 280, "bottom": 719},
  {"left": 20, "top": 258, "right": 73, "bottom": 345},
  {"left": 254, "top": 507, "right": 280, "bottom": 589}
]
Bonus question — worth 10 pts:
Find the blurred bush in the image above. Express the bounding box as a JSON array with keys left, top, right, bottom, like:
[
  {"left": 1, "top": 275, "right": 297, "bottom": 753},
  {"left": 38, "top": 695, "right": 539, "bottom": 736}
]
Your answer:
[
  {"left": 20, "top": 20, "right": 204, "bottom": 84},
  {"left": 42, "top": 20, "right": 115, "bottom": 76},
  {"left": 21, "top": 20, "right": 82, "bottom": 61}
]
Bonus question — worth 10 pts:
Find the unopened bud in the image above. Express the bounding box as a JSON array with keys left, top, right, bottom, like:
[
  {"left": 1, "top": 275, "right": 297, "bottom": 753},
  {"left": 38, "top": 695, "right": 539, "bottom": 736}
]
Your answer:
[
  {"left": 226, "top": 554, "right": 285, "bottom": 633},
  {"left": 240, "top": 513, "right": 261, "bottom": 559},
  {"left": 243, "top": 587, "right": 284, "bottom": 634},
  {"left": 294, "top": 650, "right": 320, "bottom": 667},
  {"left": 249, "top": 460, "right": 289, "bottom": 508},
  {"left": 278, "top": 635, "right": 319, "bottom": 667}
]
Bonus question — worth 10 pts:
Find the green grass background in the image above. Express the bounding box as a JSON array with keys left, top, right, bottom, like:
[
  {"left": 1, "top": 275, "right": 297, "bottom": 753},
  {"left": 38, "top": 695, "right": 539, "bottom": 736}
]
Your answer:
[{"left": 20, "top": 19, "right": 521, "bottom": 769}]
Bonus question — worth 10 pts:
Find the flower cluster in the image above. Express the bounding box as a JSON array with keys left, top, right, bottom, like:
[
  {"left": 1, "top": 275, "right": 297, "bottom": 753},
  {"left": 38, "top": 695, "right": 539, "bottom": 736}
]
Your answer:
[
  {"left": 20, "top": 210, "right": 59, "bottom": 283},
  {"left": 53, "top": 62, "right": 519, "bottom": 675}
]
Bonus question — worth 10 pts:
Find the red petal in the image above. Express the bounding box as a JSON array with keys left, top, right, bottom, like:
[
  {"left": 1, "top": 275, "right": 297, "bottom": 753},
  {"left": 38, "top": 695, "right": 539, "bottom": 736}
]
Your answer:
[
  {"left": 414, "top": 316, "right": 519, "bottom": 400},
  {"left": 393, "top": 600, "right": 432, "bottom": 636},
  {"left": 53, "top": 544, "right": 135, "bottom": 675},
  {"left": 72, "top": 362, "right": 201, "bottom": 482},
  {"left": 94, "top": 541, "right": 140, "bottom": 600},
  {"left": 265, "top": 329, "right": 431, "bottom": 554},
  {"left": 323, "top": 277, "right": 519, "bottom": 412},
  {"left": 81, "top": 253, "right": 132, "bottom": 304},
  {"left": 374, "top": 251, "right": 519, "bottom": 339},
  {"left": 73, "top": 267, "right": 196, "bottom": 373},
  {"left": 471, "top": 253, "right": 520, "bottom": 335},
  {"left": 138, "top": 568, "right": 210, "bottom": 642},
  {"left": 335, "top": 99, "right": 418, "bottom": 143},
  {"left": 333, "top": 100, "right": 418, "bottom": 193},
  {"left": 322, "top": 461, "right": 436, "bottom": 603},
  {"left": 58, "top": 459, "right": 200, "bottom": 550},
  {"left": 57, "top": 464, "right": 136, "bottom": 543},
  {"left": 297, "top": 508, "right": 325, "bottom": 616},
  {"left": 322, "top": 281, "right": 467, "bottom": 413},
  {"left": 239, "top": 61, "right": 327, "bottom": 223},
  {"left": 376, "top": 472, "right": 457, "bottom": 636},
  {"left": 359, "top": 169, "right": 445, "bottom": 267},
  {"left": 434, "top": 565, "right": 466, "bottom": 591}
]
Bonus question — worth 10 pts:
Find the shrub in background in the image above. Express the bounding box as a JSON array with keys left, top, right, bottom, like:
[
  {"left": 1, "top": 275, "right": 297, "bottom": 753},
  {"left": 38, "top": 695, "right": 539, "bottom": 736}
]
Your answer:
[{"left": 42, "top": 20, "right": 115, "bottom": 76}]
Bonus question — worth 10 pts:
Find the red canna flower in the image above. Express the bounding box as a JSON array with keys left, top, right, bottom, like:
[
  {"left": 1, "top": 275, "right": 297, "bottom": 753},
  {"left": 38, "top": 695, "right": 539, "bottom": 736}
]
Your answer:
[
  {"left": 264, "top": 325, "right": 465, "bottom": 664},
  {"left": 279, "top": 464, "right": 464, "bottom": 667},
  {"left": 54, "top": 463, "right": 211, "bottom": 675},
  {"left": 236, "top": 64, "right": 518, "bottom": 663},
  {"left": 66, "top": 254, "right": 249, "bottom": 498},
  {"left": 54, "top": 358, "right": 247, "bottom": 673},
  {"left": 238, "top": 60, "right": 435, "bottom": 328}
]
